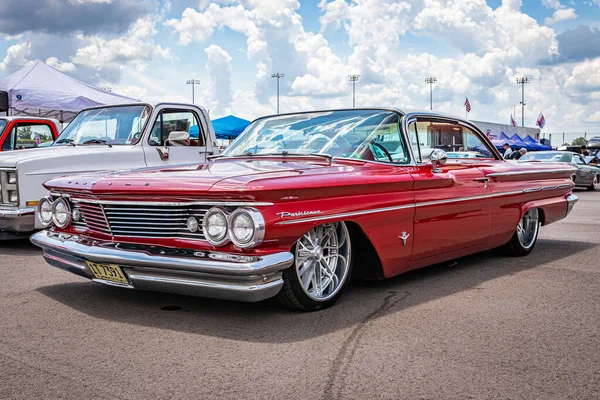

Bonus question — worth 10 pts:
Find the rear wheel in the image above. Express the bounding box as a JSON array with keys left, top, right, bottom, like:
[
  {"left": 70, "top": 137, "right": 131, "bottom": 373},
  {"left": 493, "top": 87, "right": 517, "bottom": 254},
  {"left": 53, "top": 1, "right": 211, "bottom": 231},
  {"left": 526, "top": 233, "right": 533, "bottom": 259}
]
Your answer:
[
  {"left": 497, "top": 208, "right": 540, "bottom": 257},
  {"left": 277, "top": 222, "right": 352, "bottom": 311},
  {"left": 588, "top": 175, "right": 598, "bottom": 191}
]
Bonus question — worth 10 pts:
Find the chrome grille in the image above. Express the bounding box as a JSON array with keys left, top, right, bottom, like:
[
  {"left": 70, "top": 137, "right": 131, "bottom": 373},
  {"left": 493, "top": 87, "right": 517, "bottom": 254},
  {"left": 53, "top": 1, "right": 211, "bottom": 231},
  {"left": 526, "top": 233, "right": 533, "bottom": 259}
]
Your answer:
[{"left": 72, "top": 200, "right": 209, "bottom": 240}]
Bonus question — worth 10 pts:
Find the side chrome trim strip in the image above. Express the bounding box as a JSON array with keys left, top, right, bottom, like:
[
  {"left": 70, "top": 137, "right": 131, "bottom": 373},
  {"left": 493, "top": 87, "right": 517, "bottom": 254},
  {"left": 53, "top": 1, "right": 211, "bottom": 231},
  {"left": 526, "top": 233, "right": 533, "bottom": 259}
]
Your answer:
[
  {"left": 487, "top": 169, "right": 574, "bottom": 177},
  {"left": 275, "top": 203, "right": 416, "bottom": 225},
  {"left": 274, "top": 186, "right": 567, "bottom": 225}
]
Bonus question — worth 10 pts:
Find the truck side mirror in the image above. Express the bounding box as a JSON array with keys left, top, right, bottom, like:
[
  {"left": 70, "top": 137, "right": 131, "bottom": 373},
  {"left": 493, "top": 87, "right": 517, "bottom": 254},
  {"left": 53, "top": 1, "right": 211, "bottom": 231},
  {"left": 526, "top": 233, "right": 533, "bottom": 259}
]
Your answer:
[{"left": 165, "top": 131, "right": 190, "bottom": 147}]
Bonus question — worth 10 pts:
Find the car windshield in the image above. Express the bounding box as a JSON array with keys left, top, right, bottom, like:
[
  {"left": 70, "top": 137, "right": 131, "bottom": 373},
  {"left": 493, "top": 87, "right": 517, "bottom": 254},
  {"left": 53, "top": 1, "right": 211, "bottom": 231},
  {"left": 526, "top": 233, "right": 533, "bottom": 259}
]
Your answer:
[
  {"left": 53, "top": 105, "right": 150, "bottom": 146},
  {"left": 519, "top": 152, "right": 566, "bottom": 162},
  {"left": 222, "top": 110, "right": 410, "bottom": 163}
]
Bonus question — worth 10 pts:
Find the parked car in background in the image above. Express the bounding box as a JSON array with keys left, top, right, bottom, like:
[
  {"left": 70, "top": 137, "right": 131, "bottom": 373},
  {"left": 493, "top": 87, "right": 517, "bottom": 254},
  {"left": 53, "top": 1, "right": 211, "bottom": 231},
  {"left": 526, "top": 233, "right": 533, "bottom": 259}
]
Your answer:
[
  {"left": 447, "top": 151, "right": 487, "bottom": 158},
  {"left": 0, "top": 117, "right": 60, "bottom": 151},
  {"left": 0, "top": 102, "right": 218, "bottom": 239},
  {"left": 519, "top": 151, "right": 600, "bottom": 190},
  {"left": 587, "top": 136, "right": 600, "bottom": 150},
  {"left": 32, "top": 109, "right": 578, "bottom": 311}
]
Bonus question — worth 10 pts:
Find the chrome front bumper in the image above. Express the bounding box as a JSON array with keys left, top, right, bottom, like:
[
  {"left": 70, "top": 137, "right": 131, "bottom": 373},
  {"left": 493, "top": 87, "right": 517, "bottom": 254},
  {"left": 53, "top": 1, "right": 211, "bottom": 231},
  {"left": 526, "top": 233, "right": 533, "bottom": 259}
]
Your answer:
[
  {"left": 31, "top": 231, "right": 294, "bottom": 302},
  {"left": 566, "top": 193, "right": 578, "bottom": 217},
  {"left": 0, "top": 207, "right": 35, "bottom": 239}
]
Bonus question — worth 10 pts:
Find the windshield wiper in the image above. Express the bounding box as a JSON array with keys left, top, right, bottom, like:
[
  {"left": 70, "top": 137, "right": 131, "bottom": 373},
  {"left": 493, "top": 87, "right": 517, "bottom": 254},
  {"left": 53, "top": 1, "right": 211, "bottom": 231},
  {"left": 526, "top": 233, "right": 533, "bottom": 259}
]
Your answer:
[
  {"left": 54, "top": 138, "right": 76, "bottom": 146},
  {"left": 81, "top": 139, "right": 112, "bottom": 148}
]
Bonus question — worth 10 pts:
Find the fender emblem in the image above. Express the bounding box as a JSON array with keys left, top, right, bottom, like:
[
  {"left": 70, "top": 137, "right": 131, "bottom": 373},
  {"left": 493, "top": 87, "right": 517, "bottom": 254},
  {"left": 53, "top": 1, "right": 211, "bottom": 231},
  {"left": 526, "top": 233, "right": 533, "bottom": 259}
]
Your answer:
[
  {"left": 277, "top": 210, "right": 322, "bottom": 218},
  {"left": 398, "top": 232, "right": 410, "bottom": 246}
]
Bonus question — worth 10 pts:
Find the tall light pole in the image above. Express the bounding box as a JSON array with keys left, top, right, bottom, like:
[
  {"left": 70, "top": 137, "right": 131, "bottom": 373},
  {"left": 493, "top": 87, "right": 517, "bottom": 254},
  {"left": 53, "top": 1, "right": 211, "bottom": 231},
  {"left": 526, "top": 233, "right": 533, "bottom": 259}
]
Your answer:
[
  {"left": 348, "top": 74, "right": 360, "bottom": 108},
  {"left": 516, "top": 77, "right": 530, "bottom": 127},
  {"left": 271, "top": 73, "right": 285, "bottom": 114},
  {"left": 425, "top": 77, "right": 437, "bottom": 110},
  {"left": 186, "top": 79, "right": 201, "bottom": 104}
]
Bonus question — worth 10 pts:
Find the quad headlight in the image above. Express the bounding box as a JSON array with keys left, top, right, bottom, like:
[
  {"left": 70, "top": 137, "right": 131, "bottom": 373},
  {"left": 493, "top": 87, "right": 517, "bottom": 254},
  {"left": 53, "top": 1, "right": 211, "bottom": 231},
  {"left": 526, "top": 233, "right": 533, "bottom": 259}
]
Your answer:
[
  {"left": 52, "top": 198, "right": 71, "bottom": 228},
  {"left": 8, "top": 172, "right": 16, "bottom": 184},
  {"left": 37, "top": 197, "right": 54, "bottom": 226},
  {"left": 202, "top": 207, "right": 229, "bottom": 245},
  {"left": 229, "top": 208, "right": 265, "bottom": 248},
  {"left": 202, "top": 207, "right": 265, "bottom": 248}
]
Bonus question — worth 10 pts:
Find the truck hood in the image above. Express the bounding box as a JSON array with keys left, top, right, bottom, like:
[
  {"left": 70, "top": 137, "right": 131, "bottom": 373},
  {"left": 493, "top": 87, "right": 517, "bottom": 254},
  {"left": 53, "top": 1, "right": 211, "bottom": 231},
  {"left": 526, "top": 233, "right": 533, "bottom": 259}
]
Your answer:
[
  {"left": 0, "top": 145, "right": 125, "bottom": 168},
  {"left": 43, "top": 157, "right": 411, "bottom": 201}
]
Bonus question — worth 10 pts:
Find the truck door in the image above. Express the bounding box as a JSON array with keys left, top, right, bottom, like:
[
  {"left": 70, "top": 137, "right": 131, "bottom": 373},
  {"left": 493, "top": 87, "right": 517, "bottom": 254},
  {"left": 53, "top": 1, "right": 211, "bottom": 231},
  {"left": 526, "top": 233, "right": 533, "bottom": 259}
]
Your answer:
[{"left": 143, "top": 107, "right": 214, "bottom": 167}]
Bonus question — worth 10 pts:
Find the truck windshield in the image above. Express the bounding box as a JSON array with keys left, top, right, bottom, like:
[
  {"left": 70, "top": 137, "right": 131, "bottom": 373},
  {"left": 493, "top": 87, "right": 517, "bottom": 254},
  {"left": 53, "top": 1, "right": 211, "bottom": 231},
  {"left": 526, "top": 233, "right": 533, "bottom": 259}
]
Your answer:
[
  {"left": 53, "top": 105, "right": 150, "bottom": 146},
  {"left": 222, "top": 110, "right": 410, "bottom": 163},
  {"left": 0, "top": 119, "right": 6, "bottom": 134}
]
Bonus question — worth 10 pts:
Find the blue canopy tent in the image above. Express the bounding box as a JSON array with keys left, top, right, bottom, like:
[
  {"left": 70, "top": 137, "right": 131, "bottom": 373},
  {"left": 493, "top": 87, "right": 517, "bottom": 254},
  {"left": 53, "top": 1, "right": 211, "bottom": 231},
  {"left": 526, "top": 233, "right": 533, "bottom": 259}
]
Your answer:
[
  {"left": 523, "top": 135, "right": 552, "bottom": 151},
  {"left": 189, "top": 115, "right": 251, "bottom": 141},
  {"left": 211, "top": 115, "right": 250, "bottom": 140}
]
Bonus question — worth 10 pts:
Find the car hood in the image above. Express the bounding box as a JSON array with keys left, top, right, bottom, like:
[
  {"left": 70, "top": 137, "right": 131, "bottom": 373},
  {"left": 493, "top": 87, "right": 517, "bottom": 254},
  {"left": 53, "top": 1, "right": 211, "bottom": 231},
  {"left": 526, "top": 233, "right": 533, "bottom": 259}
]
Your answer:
[{"left": 43, "top": 157, "right": 412, "bottom": 202}]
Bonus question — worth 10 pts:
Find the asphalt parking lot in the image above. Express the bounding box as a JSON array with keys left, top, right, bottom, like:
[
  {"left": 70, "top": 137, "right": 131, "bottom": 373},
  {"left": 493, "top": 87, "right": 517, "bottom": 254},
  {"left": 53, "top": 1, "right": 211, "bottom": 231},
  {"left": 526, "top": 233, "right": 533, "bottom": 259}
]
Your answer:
[{"left": 1, "top": 190, "right": 599, "bottom": 400}]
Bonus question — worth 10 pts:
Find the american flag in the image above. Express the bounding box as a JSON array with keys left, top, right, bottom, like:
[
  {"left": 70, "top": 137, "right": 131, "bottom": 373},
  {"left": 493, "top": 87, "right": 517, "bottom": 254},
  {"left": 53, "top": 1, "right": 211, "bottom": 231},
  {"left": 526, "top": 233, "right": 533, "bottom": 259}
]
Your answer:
[
  {"left": 464, "top": 97, "right": 471, "bottom": 113},
  {"left": 536, "top": 111, "right": 546, "bottom": 129}
]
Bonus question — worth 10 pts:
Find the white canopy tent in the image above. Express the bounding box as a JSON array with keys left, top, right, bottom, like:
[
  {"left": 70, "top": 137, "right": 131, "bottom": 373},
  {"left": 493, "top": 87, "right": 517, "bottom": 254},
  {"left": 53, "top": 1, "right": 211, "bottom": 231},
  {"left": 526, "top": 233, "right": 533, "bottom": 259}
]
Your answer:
[{"left": 0, "top": 60, "right": 138, "bottom": 123}]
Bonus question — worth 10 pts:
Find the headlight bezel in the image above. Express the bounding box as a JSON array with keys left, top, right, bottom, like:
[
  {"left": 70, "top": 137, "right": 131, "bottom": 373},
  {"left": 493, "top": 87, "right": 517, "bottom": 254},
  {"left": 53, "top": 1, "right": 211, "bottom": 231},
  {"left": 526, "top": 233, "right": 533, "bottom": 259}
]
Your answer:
[
  {"left": 51, "top": 198, "right": 71, "bottom": 228},
  {"left": 228, "top": 207, "right": 265, "bottom": 248},
  {"left": 37, "top": 197, "right": 54, "bottom": 226},
  {"left": 202, "top": 207, "right": 229, "bottom": 246}
]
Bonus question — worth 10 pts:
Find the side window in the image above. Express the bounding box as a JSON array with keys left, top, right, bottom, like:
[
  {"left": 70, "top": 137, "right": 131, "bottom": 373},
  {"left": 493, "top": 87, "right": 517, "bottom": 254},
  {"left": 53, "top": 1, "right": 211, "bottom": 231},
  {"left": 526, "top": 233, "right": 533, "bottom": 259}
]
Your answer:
[
  {"left": 415, "top": 120, "right": 494, "bottom": 161},
  {"left": 407, "top": 121, "right": 421, "bottom": 163},
  {"left": 572, "top": 155, "right": 584, "bottom": 165},
  {"left": 2, "top": 123, "right": 54, "bottom": 150},
  {"left": 149, "top": 110, "right": 205, "bottom": 147}
]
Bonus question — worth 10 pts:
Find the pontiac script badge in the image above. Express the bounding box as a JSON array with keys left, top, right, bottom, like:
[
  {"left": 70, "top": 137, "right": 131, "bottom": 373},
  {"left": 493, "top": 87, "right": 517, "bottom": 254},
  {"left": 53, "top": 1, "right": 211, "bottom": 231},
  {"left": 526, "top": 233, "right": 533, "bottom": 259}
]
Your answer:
[
  {"left": 398, "top": 232, "right": 410, "bottom": 246},
  {"left": 277, "top": 210, "right": 322, "bottom": 218}
]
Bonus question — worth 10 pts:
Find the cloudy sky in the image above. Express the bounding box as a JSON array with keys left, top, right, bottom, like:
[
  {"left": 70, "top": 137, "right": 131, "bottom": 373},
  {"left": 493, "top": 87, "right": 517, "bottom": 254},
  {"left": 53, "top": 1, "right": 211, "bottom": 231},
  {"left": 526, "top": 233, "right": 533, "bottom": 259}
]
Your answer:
[{"left": 1, "top": 0, "right": 600, "bottom": 132}]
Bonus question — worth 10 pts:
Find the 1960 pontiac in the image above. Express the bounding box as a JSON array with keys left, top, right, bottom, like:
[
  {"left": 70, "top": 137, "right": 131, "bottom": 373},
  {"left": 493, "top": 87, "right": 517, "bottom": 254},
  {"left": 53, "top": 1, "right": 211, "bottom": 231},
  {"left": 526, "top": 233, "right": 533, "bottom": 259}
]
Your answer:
[{"left": 31, "top": 109, "right": 578, "bottom": 311}]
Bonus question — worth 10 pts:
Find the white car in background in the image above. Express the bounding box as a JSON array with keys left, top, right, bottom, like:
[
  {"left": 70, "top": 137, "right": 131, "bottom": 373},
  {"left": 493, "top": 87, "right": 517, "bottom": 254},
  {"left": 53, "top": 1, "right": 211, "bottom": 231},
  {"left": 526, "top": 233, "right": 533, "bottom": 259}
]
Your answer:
[{"left": 0, "top": 102, "right": 219, "bottom": 239}]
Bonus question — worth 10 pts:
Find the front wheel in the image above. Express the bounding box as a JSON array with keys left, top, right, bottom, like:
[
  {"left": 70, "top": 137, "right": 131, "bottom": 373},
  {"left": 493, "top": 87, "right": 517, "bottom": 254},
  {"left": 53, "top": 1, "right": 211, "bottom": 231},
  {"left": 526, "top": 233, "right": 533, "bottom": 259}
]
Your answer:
[
  {"left": 588, "top": 175, "right": 598, "bottom": 191},
  {"left": 497, "top": 208, "right": 540, "bottom": 257},
  {"left": 277, "top": 222, "right": 352, "bottom": 311}
]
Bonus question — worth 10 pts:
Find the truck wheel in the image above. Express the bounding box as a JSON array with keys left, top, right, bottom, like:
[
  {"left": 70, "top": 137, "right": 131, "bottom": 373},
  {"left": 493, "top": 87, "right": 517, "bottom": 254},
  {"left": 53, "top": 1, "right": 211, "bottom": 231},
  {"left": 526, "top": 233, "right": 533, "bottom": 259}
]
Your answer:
[
  {"left": 497, "top": 208, "right": 540, "bottom": 257},
  {"left": 588, "top": 175, "right": 598, "bottom": 191},
  {"left": 277, "top": 221, "right": 352, "bottom": 311}
]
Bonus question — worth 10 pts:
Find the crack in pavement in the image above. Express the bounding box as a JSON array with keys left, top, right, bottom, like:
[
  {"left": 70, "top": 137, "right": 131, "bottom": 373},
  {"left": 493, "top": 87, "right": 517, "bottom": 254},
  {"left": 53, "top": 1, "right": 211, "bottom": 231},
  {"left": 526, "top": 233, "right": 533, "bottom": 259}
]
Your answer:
[{"left": 323, "top": 291, "right": 411, "bottom": 400}]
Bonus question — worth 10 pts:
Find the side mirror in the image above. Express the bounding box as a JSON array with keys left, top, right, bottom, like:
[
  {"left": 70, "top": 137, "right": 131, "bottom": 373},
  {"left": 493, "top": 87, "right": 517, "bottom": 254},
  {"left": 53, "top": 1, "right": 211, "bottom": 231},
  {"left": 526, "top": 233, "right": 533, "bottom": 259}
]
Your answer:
[
  {"left": 165, "top": 131, "right": 190, "bottom": 147},
  {"left": 430, "top": 149, "right": 447, "bottom": 173}
]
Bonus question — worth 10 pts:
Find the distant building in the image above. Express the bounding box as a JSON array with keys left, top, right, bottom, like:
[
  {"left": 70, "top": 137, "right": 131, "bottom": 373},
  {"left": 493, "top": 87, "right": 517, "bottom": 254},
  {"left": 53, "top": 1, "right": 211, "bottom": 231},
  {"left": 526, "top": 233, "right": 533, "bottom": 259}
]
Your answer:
[{"left": 471, "top": 120, "right": 541, "bottom": 141}]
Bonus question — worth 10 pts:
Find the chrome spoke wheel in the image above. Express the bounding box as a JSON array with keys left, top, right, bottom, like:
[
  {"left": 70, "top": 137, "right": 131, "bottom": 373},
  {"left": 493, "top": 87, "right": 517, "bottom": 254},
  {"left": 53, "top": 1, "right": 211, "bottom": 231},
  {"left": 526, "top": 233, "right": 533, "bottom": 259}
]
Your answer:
[
  {"left": 295, "top": 222, "right": 351, "bottom": 302},
  {"left": 517, "top": 208, "right": 539, "bottom": 250}
]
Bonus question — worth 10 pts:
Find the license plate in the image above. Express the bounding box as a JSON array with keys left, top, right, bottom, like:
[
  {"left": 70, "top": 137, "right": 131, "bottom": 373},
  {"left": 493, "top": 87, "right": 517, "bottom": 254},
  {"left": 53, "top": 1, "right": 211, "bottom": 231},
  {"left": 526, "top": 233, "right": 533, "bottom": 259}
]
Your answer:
[{"left": 86, "top": 261, "right": 128, "bottom": 285}]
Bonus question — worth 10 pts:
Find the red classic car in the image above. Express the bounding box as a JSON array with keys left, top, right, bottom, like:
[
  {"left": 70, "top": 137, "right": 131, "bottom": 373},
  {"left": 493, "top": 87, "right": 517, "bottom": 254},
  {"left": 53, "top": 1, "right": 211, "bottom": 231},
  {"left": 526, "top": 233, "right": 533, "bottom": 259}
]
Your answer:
[{"left": 31, "top": 109, "right": 578, "bottom": 311}]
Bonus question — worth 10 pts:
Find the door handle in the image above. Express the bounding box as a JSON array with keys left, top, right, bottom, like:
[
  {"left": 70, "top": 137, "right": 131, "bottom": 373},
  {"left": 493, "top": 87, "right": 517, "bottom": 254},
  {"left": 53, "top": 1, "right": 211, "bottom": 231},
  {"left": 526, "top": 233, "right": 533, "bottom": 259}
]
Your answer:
[{"left": 473, "top": 177, "right": 489, "bottom": 182}]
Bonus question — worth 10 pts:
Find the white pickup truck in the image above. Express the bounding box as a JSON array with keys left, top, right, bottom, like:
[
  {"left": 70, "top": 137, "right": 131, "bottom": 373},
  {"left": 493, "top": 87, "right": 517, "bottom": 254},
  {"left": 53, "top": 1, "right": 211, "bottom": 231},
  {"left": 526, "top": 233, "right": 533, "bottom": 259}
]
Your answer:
[{"left": 0, "top": 102, "right": 218, "bottom": 239}]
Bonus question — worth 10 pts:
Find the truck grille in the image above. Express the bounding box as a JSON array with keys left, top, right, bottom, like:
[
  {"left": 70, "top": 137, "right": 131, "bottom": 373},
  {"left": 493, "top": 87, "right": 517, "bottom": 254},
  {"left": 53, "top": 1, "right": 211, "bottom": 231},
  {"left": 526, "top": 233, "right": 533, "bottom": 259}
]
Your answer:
[{"left": 71, "top": 200, "right": 209, "bottom": 240}]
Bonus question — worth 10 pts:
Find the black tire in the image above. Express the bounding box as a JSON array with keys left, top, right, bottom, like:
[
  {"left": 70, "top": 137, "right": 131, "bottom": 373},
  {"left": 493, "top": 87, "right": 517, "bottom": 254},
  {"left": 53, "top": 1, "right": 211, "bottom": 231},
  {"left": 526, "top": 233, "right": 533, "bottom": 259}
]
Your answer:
[
  {"left": 496, "top": 208, "right": 540, "bottom": 257},
  {"left": 277, "top": 222, "right": 353, "bottom": 311},
  {"left": 587, "top": 175, "right": 599, "bottom": 191}
]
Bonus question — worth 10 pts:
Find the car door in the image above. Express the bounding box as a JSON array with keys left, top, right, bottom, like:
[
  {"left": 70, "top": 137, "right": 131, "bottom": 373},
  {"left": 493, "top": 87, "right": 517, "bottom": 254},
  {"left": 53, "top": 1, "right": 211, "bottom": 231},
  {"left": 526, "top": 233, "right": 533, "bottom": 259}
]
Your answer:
[
  {"left": 571, "top": 154, "right": 589, "bottom": 184},
  {"left": 143, "top": 107, "right": 214, "bottom": 167},
  {"left": 405, "top": 117, "right": 492, "bottom": 261},
  {"left": 0, "top": 121, "right": 56, "bottom": 151}
]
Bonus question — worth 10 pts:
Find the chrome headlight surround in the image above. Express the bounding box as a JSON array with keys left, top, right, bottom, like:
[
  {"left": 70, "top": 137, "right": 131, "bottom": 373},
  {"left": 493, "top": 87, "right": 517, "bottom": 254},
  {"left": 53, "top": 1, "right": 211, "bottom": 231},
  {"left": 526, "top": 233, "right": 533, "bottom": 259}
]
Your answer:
[
  {"left": 37, "top": 197, "right": 54, "bottom": 226},
  {"left": 228, "top": 207, "right": 265, "bottom": 248},
  {"left": 51, "top": 198, "right": 71, "bottom": 228},
  {"left": 202, "top": 207, "right": 229, "bottom": 246}
]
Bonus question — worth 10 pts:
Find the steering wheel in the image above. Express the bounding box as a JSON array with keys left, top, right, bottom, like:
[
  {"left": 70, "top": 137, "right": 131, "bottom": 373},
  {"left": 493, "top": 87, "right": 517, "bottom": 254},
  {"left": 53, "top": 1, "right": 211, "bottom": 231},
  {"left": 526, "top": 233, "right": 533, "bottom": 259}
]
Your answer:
[{"left": 369, "top": 140, "right": 393, "bottom": 162}]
